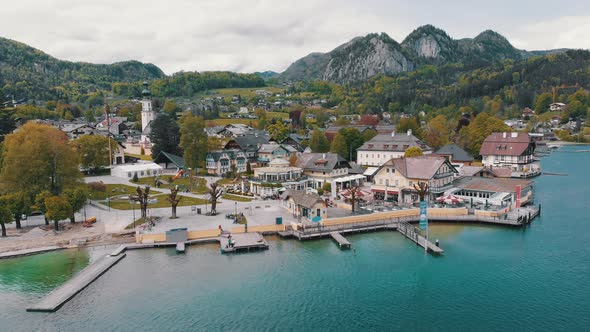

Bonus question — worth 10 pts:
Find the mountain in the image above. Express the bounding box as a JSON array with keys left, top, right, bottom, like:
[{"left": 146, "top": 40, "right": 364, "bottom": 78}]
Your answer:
[
  {"left": 254, "top": 71, "right": 279, "bottom": 81},
  {"left": 281, "top": 25, "right": 568, "bottom": 84},
  {"left": 0, "top": 37, "right": 165, "bottom": 100}
]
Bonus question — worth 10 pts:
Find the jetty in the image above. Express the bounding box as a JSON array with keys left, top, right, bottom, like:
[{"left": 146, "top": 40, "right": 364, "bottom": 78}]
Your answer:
[
  {"left": 220, "top": 232, "right": 269, "bottom": 253},
  {"left": 397, "top": 221, "right": 443, "bottom": 254},
  {"left": 330, "top": 232, "right": 351, "bottom": 249},
  {"left": 176, "top": 242, "right": 185, "bottom": 253},
  {"left": 27, "top": 253, "right": 126, "bottom": 312},
  {"left": 0, "top": 246, "right": 62, "bottom": 259}
]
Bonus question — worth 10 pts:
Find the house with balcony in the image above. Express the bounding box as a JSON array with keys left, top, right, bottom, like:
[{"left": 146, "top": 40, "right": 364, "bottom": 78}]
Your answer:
[
  {"left": 224, "top": 134, "right": 269, "bottom": 166},
  {"left": 297, "top": 152, "right": 366, "bottom": 197},
  {"left": 357, "top": 130, "right": 432, "bottom": 166},
  {"left": 249, "top": 158, "right": 310, "bottom": 197},
  {"left": 479, "top": 132, "right": 540, "bottom": 177},
  {"left": 371, "top": 156, "right": 458, "bottom": 203},
  {"left": 256, "top": 143, "right": 297, "bottom": 166},
  {"left": 205, "top": 149, "right": 247, "bottom": 176}
]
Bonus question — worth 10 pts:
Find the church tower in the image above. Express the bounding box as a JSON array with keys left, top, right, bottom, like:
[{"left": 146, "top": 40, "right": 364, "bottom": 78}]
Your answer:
[{"left": 140, "top": 81, "right": 155, "bottom": 133}]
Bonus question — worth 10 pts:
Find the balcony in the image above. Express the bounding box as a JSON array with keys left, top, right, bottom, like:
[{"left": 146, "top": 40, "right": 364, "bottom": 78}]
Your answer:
[{"left": 433, "top": 171, "right": 455, "bottom": 179}]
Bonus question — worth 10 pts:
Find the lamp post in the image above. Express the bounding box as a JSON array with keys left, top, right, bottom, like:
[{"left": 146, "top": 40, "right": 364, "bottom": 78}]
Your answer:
[{"left": 235, "top": 201, "right": 237, "bottom": 217}]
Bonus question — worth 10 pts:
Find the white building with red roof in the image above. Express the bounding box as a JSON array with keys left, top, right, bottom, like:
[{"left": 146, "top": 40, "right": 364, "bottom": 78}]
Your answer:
[{"left": 479, "top": 132, "right": 540, "bottom": 177}]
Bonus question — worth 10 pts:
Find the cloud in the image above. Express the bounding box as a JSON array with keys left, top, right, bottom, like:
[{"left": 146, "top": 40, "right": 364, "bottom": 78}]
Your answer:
[{"left": 0, "top": 0, "right": 588, "bottom": 74}]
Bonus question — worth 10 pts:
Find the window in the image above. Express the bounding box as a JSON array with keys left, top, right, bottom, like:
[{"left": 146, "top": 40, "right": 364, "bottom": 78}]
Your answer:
[
  {"left": 386, "top": 168, "right": 389, "bottom": 173},
  {"left": 395, "top": 180, "right": 399, "bottom": 186},
  {"left": 379, "top": 179, "right": 383, "bottom": 185},
  {"left": 409, "top": 181, "right": 414, "bottom": 187}
]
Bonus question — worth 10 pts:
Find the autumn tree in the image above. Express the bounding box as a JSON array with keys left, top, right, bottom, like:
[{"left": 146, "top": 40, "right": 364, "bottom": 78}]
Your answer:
[
  {"left": 208, "top": 182, "right": 223, "bottom": 215},
  {"left": 0, "top": 195, "right": 13, "bottom": 237},
  {"left": 457, "top": 112, "right": 511, "bottom": 157},
  {"left": 330, "top": 133, "right": 348, "bottom": 159},
  {"left": 267, "top": 121, "right": 290, "bottom": 142},
  {"left": 35, "top": 190, "right": 52, "bottom": 226},
  {"left": 255, "top": 109, "right": 268, "bottom": 129},
  {"left": 167, "top": 185, "right": 182, "bottom": 219},
  {"left": 163, "top": 99, "right": 182, "bottom": 119},
  {"left": 358, "top": 114, "right": 379, "bottom": 126},
  {"left": 74, "top": 135, "right": 117, "bottom": 171},
  {"left": 309, "top": 129, "right": 330, "bottom": 153},
  {"left": 289, "top": 154, "right": 298, "bottom": 167},
  {"left": 63, "top": 187, "right": 88, "bottom": 223},
  {"left": 424, "top": 115, "right": 452, "bottom": 150},
  {"left": 534, "top": 92, "right": 553, "bottom": 113},
  {"left": 179, "top": 113, "right": 207, "bottom": 170},
  {"left": 404, "top": 147, "right": 424, "bottom": 157},
  {"left": 0, "top": 122, "right": 81, "bottom": 195},
  {"left": 45, "top": 196, "right": 72, "bottom": 231},
  {"left": 396, "top": 118, "right": 423, "bottom": 139},
  {"left": 7, "top": 192, "right": 31, "bottom": 229}
]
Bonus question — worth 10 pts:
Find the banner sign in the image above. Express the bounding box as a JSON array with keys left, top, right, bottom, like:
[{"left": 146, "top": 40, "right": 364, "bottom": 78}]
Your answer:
[
  {"left": 515, "top": 185, "right": 522, "bottom": 208},
  {"left": 419, "top": 200, "right": 428, "bottom": 230}
]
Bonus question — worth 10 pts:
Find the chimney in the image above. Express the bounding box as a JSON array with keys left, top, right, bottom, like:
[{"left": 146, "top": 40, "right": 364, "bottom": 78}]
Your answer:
[
  {"left": 391, "top": 131, "right": 395, "bottom": 137},
  {"left": 502, "top": 132, "right": 507, "bottom": 138},
  {"left": 407, "top": 129, "right": 412, "bottom": 136}
]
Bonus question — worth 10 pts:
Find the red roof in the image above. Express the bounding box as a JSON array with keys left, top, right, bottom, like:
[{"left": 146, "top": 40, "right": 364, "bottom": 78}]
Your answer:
[{"left": 479, "top": 132, "right": 533, "bottom": 156}]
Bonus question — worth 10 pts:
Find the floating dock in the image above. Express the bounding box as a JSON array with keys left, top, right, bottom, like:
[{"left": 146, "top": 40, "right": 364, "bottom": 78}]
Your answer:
[
  {"left": 397, "top": 222, "right": 443, "bottom": 254},
  {"left": 0, "top": 246, "right": 63, "bottom": 259},
  {"left": 27, "top": 253, "right": 126, "bottom": 312},
  {"left": 330, "top": 232, "right": 351, "bottom": 249},
  {"left": 176, "top": 242, "right": 185, "bottom": 253},
  {"left": 220, "top": 232, "right": 269, "bottom": 253}
]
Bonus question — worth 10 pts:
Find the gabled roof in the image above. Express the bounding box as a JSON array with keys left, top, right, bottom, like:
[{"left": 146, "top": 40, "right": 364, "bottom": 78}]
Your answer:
[
  {"left": 435, "top": 144, "right": 474, "bottom": 162},
  {"left": 281, "top": 189, "right": 325, "bottom": 209},
  {"left": 377, "top": 156, "right": 457, "bottom": 180},
  {"left": 153, "top": 151, "right": 185, "bottom": 168},
  {"left": 296, "top": 152, "right": 350, "bottom": 172},
  {"left": 206, "top": 149, "right": 246, "bottom": 161},
  {"left": 258, "top": 143, "right": 297, "bottom": 154},
  {"left": 226, "top": 134, "right": 269, "bottom": 151},
  {"left": 453, "top": 177, "right": 533, "bottom": 193},
  {"left": 358, "top": 132, "right": 432, "bottom": 152},
  {"left": 479, "top": 132, "right": 533, "bottom": 156}
]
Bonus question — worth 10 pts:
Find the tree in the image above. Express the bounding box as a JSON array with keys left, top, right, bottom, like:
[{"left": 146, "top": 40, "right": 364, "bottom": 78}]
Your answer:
[
  {"left": 255, "top": 109, "right": 268, "bottom": 129},
  {"left": 74, "top": 135, "right": 117, "bottom": 171},
  {"left": 330, "top": 133, "right": 348, "bottom": 159},
  {"left": 309, "top": 129, "right": 330, "bottom": 153},
  {"left": 163, "top": 100, "right": 181, "bottom": 119},
  {"left": 289, "top": 154, "right": 298, "bottom": 167},
  {"left": 267, "top": 121, "right": 290, "bottom": 142},
  {"left": 179, "top": 114, "right": 207, "bottom": 170},
  {"left": 149, "top": 113, "right": 181, "bottom": 158},
  {"left": 63, "top": 187, "right": 88, "bottom": 223},
  {"left": 413, "top": 181, "right": 429, "bottom": 201},
  {"left": 457, "top": 112, "right": 511, "bottom": 157},
  {"left": 396, "top": 118, "right": 423, "bottom": 139},
  {"left": 167, "top": 186, "right": 183, "bottom": 219},
  {"left": 534, "top": 92, "right": 553, "bottom": 114},
  {"left": 45, "top": 196, "right": 72, "bottom": 231},
  {"left": 133, "top": 186, "right": 151, "bottom": 220},
  {"left": 35, "top": 191, "right": 53, "bottom": 226},
  {"left": 404, "top": 147, "right": 424, "bottom": 157},
  {"left": 424, "top": 115, "right": 452, "bottom": 150},
  {"left": 7, "top": 192, "right": 31, "bottom": 229},
  {"left": 358, "top": 114, "right": 379, "bottom": 126},
  {"left": 0, "top": 122, "right": 81, "bottom": 195},
  {"left": 347, "top": 186, "right": 362, "bottom": 213},
  {"left": 338, "top": 128, "right": 364, "bottom": 161},
  {"left": 361, "top": 128, "right": 378, "bottom": 142},
  {"left": 208, "top": 182, "right": 223, "bottom": 215},
  {"left": 0, "top": 195, "right": 13, "bottom": 237}
]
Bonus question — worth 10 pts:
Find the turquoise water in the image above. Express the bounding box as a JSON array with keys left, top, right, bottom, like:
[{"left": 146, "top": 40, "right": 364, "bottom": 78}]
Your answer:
[{"left": 1, "top": 146, "right": 589, "bottom": 331}]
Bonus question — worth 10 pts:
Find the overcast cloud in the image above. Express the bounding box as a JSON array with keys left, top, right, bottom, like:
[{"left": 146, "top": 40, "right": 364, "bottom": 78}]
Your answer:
[{"left": 1, "top": 0, "right": 589, "bottom": 74}]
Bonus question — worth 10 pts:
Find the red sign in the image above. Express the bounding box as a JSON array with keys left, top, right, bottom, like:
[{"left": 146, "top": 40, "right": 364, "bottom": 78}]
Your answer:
[{"left": 515, "top": 185, "right": 522, "bottom": 208}]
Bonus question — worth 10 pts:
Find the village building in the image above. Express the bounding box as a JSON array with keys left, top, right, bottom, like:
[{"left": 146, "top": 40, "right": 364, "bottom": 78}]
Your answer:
[
  {"left": 479, "top": 132, "right": 541, "bottom": 177},
  {"left": 522, "top": 107, "right": 535, "bottom": 118},
  {"left": 371, "top": 156, "right": 458, "bottom": 203},
  {"left": 549, "top": 102, "right": 567, "bottom": 112},
  {"left": 224, "top": 134, "right": 269, "bottom": 166},
  {"left": 256, "top": 143, "right": 297, "bottom": 166},
  {"left": 249, "top": 158, "right": 310, "bottom": 197},
  {"left": 280, "top": 189, "right": 328, "bottom": 222},
  {"left": 139, "top": 82, "right": 156, "bottom": 150},
  {"left": 205, "top": 149, "right": 247, "bottom": 176},
  {"left": 446, "top": 177, "right": 534, "bottom": 208},
  {"left": 458, "top": 166, "right": 512, "bottom": 178},
  {"left": 281, "top": 133, "right": 309, "bottom": 152},
  {"left": 110, "top": 163, "right": 163, "bottom": 179},
  {"left": 297, "top": 152, "right": 366, "bottom": 197},
  {"left": 434, "top": 143, "right": 474, "bottom": 167},
  {"left": 357, "top": 130, "right": 433, "bottom": 167}
]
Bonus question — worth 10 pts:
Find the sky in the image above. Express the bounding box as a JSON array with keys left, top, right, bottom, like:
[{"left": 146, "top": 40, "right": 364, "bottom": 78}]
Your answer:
[{"left": 1, "top": 0, "right": 589, "bottom": 75}]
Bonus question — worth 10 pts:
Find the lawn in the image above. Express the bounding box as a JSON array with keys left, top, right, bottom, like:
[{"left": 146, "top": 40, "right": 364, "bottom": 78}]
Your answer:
[
  {"left": 125, "top": 153, "right": 152, "bottom": 161},
  {"left": 206, "top": 118, "right": 257, "bottom": 126},
  {"left": 133, "top": 176, "right": 209, "bottom": 194},
  {"left": 267, "top": 112, "right": 289, "bottom": 119},
  {"left": 88, "top": 183, "right": 143, "bottom": 200},
  {"left": 106, "top": 194, "right": 208, "bottom": 210},
  {"left": 199, "top": 87, "right": 284, "bottom": 99},
  {"left": 222, "top": 194, "right": 254, "bottom": 202}
]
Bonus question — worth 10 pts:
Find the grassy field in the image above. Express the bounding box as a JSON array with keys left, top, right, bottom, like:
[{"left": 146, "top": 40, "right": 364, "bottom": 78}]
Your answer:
[
  {"left": 88, "top": 183, "right": 144, "bottom": 200},
  {"left": 206, "top": 118, "right": 257, "bottom": 126},
  {"left": 198, "top": 87, "right": 285, "bottom": 99},
  {"left": 222, "top": 194, "right": 254, "bottom": 202},
  {"left": 133, "top": 176, "right": 209, "bottom": 194},
  {"left": 125, "top": 153, "right": 152, "bottom": 161}
]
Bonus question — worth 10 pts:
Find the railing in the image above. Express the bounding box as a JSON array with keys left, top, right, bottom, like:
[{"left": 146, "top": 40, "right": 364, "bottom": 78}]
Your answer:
[
  {"left": 433, "top": 171, "right": 455, "bottom": 179},
  {"left": 429, "top": 184, "right": 453, "bottom": 193}
]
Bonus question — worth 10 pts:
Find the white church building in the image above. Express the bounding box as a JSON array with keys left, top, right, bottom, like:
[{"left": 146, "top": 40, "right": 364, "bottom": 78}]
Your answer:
[{"left": 140, "top": 81, "right": 156, "bottom": 149}]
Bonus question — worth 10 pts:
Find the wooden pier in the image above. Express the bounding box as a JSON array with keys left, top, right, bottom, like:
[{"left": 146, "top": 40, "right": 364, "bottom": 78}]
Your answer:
[
  {"left": 397, "top": 221, "right": 443, "bottom": 254},
  {"left": 27, "top": 253, "right": 126, "bottom": 312},
  {"left": 176, "top": 242, "right": 185, "bottom": 253},
  {"left": 220, "top": 232, "right": 269, "bottom": 253},
  {"left": 330, "top": 232, "right": 351, "bottom": 249}
]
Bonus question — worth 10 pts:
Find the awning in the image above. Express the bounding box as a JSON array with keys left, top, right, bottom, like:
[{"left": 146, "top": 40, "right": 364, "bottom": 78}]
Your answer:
[
  {"left": 371, "top": 189, "right": 399, "bottom": 194},
  {"left": 333, "top": 174, "right": 366, "bottom": 183}
]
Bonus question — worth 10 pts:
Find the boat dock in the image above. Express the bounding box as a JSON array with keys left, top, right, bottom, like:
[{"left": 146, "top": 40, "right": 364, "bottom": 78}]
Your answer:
[
  {"left": 27, "top": 253, "right": 126, "bottom": 312},
  {"left": 176, "top": 242, "right": 185, "bottom": 253},
  {"left": 220, "top": 232, "right": 269, "bottom": 253},
  {"left": 330, "top": 232, "right": 351, "bottom": 249},
  {"left": 397, "top": 221, "right": 443, "bottom": 254},
  {"left": 0, "top": 246, "right": 63, "bottom": 259}
]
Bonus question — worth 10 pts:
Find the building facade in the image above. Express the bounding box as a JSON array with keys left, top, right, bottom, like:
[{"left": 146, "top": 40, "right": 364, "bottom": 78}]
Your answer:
[
  {"left": 479, "top": 132, "right": 540, "bottom": 176},
  {"left": 357, "top": 130, "right": 433, "bottom": 166},
  {"left": 249, "top": 159, "right": 310, "bottom": 197},
  {"left": 205, "top": 149, "right": 247, "bottom": 175}
]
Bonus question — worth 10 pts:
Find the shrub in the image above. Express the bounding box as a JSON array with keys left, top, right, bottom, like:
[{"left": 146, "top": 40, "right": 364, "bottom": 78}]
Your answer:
[{"left": 132, "top": 173, "right": 139, "bottom": 183}]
